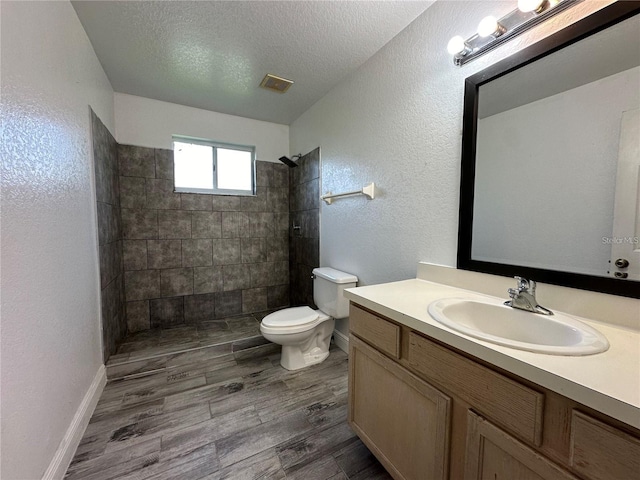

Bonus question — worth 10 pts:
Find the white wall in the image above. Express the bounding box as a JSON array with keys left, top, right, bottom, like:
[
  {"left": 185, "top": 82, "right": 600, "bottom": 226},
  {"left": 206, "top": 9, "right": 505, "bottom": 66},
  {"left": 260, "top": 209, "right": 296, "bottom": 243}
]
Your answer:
[
  {"left": 289, "top": 0, "right": 614, "bottom": 333},
  {"left": 473, "top": 67, "right": 639, "bottom": 276},
  {"left": 115, "top": 93, "right": 289, "bottom": 162},
  {"left": 0, "top": 1, "right": 114, "bottom": 478}
]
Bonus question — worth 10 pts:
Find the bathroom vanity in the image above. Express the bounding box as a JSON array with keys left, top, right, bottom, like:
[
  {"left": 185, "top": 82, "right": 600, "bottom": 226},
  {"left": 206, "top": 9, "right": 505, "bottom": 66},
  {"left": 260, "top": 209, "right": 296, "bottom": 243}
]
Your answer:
[{"left": 344, "top": 276, "right": 640, "bottom": 480}]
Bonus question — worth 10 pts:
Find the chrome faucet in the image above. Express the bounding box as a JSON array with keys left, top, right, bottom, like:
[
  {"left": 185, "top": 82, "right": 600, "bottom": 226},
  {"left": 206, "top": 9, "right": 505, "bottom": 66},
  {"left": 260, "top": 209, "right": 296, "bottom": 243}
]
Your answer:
[{"left": 504, "top": 276, "right": 553, "bottom": 315}]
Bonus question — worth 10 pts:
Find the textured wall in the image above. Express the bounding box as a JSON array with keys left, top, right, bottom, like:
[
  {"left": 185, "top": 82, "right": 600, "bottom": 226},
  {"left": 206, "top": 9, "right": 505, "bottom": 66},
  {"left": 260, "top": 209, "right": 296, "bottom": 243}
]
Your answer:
[
  {"left": 0, "top": 1, "right": 114, "bottom": 478},
  {"left": 114, "top": 93, "right": 289, "bottom": 162},
  {"left": 289, "top": 148, "right": 320, "bottom": 308},
  {"left": 119, "top": 145, "right": 290, "bottom": 331},
  {"left": 92, "top": 110, "right": 127, "bottom": 361},
  {"left": 289, "top": 0, "right": 615, "bottom": 335}
]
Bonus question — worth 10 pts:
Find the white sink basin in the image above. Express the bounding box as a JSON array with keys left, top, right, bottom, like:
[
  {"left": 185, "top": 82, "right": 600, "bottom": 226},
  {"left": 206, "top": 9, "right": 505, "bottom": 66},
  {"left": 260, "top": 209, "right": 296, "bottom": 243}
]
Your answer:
[{"left": 428, "top": 297, "right": 609, "bottom": 355}]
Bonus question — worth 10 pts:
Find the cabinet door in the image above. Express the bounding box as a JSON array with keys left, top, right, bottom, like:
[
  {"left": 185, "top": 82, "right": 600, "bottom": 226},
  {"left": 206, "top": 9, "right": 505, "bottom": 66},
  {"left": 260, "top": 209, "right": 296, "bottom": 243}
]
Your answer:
[
  {"left": 349, "top": 335, "right": 451, "bottom": 480},
  {"left": 465, "top": 411, "right": 578, "bottom": 480}
]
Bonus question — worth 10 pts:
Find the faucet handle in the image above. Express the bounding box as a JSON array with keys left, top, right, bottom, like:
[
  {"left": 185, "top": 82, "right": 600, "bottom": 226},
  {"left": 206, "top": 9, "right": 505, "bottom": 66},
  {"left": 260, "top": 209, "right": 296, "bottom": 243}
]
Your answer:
[
  {"left": 514, "top": 276, "right": 529, "bottom": 292},
  {"left": 513, "top": 276, "right": 536, "bottom": 295}
]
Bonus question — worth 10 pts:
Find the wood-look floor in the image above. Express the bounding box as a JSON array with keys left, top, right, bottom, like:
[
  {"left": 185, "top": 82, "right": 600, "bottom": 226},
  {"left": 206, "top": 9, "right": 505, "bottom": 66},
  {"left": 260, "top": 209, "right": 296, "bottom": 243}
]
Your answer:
[
  {"left": 66, "top": 345, "right": 392, "bottom": 479},
  {"left": 105, "top": 314, "right": 274, "bottom": 381}
]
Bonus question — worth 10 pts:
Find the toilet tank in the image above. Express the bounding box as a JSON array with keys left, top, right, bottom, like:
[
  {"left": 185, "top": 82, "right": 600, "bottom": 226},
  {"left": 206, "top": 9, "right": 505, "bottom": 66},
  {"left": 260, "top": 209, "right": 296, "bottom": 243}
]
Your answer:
[{"left": 312, "top": 267, "right": 358, "bottom": 319}]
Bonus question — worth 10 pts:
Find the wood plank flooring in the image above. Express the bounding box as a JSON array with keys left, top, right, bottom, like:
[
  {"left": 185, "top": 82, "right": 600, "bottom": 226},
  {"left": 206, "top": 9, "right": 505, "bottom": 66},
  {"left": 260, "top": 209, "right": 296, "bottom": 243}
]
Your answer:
[
  {"left": 66, "top": 345, "right": 392, "bottom": 479},
  {"left": 106, "top": 314, "right": 273, "bottom": 380}
]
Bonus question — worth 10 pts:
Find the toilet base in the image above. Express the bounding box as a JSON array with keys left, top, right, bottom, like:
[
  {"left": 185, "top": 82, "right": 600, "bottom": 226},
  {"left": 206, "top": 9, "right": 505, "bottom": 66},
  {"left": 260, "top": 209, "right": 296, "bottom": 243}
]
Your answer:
[{"left": 280, "top": 346, "right": 330, "bottom": 371}]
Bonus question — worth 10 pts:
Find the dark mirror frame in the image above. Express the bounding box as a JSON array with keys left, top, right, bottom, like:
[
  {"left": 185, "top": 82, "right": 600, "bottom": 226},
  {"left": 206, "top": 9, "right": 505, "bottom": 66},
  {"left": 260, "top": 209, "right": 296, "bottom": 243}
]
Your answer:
[{"left": 457, "top": 1, "right": 640, "bottom": 299}]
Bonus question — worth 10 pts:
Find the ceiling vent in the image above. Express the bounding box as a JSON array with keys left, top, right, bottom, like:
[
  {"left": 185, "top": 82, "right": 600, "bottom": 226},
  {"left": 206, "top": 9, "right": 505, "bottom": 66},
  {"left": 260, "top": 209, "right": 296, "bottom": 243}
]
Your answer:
[{"left": 259, "top": 74, "right": 294, "bottom": 93}]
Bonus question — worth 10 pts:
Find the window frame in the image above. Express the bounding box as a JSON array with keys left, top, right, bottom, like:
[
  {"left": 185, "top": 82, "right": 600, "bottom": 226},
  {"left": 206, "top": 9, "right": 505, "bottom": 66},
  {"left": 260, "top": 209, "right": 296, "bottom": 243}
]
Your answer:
[{"left": 172, "top": 135, "right": 257, "bottom": 196}]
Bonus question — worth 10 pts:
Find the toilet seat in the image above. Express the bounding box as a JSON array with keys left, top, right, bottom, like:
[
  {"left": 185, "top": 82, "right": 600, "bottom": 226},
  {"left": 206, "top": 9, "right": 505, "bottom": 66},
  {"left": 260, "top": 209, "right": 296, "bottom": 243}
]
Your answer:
[{"left": 261, "top": 306, "right": 330, "bottom": 334}]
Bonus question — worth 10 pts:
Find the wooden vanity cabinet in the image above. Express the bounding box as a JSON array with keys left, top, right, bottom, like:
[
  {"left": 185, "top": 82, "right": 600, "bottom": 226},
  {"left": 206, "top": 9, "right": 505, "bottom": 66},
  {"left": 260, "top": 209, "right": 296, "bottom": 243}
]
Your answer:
[
  {"left": 465, "top": 411, "right": 579, "bottom": 480},
  {"left": 349, "top": 335, "right": 451, "bottom": 480},
  {"left": 348, "top": 303, "right": 640, "bottom": 480}
]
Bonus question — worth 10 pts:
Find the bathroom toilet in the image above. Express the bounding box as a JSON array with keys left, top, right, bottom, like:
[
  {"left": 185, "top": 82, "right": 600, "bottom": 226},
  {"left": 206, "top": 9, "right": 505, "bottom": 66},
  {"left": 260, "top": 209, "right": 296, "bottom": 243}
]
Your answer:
[{"left": 260, "top": 267, "right": 357, "bottom": 370}]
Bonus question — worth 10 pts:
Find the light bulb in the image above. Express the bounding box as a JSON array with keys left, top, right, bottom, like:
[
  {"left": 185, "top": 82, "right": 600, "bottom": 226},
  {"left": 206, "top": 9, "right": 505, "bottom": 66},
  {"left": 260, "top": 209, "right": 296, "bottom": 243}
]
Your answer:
[
  {"left": 447, "top": 36, "right": 468, "bottom": 56},
  {"left": 518, "top": 0, "right": 546, "bottom": 13},
  {"left": 478, "top": 16, "right": 503, "bottom": 37}
]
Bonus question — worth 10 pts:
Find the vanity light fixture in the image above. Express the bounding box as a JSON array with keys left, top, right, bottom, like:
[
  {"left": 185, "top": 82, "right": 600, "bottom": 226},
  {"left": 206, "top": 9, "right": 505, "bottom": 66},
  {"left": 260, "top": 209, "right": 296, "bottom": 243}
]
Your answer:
[
  {"left": 518, "top": 0, "right": 547, "bottom": 14},
  {"left": 447, "top": 0, "right": 579, "bottom": 66},
  {"left": 447, "top": 36, "right": 471, "bottom": 56},
  {"left": 477, "top": 16, "right": 505, "bottom": 38}
]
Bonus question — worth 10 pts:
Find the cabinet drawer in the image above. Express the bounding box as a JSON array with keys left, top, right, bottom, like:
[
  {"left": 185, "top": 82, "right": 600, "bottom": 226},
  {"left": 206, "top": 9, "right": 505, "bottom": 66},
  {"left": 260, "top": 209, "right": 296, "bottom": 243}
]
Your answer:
[
  {"left": 408, "top": 332, "right": 544, "bottom": 446},
  {"left": 350, "top": 304, "right": 400, "bottom": 359},
  {"left": 570, "top": 410, "right": 640, "bottom": 480}
]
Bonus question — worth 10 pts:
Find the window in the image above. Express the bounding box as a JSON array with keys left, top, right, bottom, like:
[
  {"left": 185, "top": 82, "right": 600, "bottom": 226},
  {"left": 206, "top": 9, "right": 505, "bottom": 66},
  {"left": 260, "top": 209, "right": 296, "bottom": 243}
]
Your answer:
[{"left": 173, "top": 136, "right": 256, "bottom": 195}]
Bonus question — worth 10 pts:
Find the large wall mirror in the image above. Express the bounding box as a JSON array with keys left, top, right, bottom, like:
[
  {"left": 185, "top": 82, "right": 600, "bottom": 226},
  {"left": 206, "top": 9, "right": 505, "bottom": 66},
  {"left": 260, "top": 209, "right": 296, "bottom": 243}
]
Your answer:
[{"left": 458, "top": 2, "right": 640, "bottom": 299}]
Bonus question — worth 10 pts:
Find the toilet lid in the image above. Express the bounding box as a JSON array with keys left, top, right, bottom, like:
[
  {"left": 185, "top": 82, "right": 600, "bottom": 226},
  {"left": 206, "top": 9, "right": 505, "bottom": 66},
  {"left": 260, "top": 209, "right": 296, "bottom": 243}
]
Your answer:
[{"left": 262, "top": 306, "right": 319, "bottom": 328}]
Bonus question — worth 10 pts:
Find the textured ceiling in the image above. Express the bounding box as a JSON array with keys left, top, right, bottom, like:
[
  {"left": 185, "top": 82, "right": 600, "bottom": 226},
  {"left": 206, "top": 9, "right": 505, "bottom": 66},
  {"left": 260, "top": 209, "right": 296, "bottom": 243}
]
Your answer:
[{"left": 72, "top": 1, "right": 433, "bottom": 125}]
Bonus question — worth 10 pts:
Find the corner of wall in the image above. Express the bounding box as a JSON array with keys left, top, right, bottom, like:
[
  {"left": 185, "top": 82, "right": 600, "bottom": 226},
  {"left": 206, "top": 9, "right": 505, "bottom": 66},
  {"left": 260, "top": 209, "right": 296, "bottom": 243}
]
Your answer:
[{"left": 42, "top": 366, "right": 106, "bottom": 480}]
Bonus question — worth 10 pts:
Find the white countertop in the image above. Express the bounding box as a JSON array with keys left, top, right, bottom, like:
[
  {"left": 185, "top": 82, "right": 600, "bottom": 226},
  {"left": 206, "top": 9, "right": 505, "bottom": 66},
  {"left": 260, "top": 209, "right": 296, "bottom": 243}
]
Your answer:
[{"left": 344, "top": 278, "right": 640, "bottom": 430}]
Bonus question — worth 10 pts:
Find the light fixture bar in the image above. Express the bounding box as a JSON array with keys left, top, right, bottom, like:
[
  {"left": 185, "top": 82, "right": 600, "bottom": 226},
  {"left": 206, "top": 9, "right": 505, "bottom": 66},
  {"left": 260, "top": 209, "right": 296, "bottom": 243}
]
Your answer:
[{"left": 452, "top": 0, "right": 581, "bottom": 66}]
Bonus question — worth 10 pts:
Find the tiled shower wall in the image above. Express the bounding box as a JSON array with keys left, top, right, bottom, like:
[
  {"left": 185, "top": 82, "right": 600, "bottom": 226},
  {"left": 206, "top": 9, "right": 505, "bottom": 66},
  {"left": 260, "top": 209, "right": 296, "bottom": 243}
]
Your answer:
[
  {"left": 289, "top": 148, "right": 320, "bottom": 308},
  {"left": 118, "top": 145, "right": 291, "bottom": 332},
  {"left": 91, "top": 110, "right": 126, "bottom": 361}
]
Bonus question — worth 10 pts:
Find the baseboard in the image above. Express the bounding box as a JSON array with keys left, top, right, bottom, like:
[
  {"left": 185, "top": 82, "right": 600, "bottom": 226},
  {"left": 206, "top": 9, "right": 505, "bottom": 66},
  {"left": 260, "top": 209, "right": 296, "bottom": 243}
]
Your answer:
[
  {"left": 42, "top": 364, "right": 106, "bottom": 480},
  {"left": 333, "top": 329, "right": 349, "bottom": 354}
]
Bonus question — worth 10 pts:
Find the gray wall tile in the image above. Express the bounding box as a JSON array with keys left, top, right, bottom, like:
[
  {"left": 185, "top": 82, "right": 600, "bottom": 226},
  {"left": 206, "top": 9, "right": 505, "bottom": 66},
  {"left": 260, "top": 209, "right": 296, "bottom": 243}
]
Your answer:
[
  {"left": 288, "top": 149, "right": 319, "bottom": 309},
  {"left": 96, "top": 202, "right": 121, "bottom": 246},
  {"left": 249, "top": 212, "right": 274, "bottom": 238},
  {"left": 146, "top": 178, "right": 181, "bottom": 210},
  {"left": 267, "top": 187, "right": 289, "bottom": 213},
  {"left": 123, "top": 240, "right": 148, "bottom": 271},
  {"left": 122, "top": 208, "right": 158, "bottom": 239},
  {"left": 91, "top": 109, "right": 126, "bottom": 362},
  {"left": 126, "top": 300, "right": 150, "bottom": 333},
  {"left": 302, "top": 179, "right": 319, "bottom": 210},
  {"left": 214, "top": 290, "right": 242, "bottom": 318},
  {"left": 155, "top": 149, "right": 174, "bottom": 180},
  {"left": 184, "top": 294, "right": 215, "bottom": 323},
  {"left": 192, "top": 211, "right": 221, "bottom": 239},
  {"left": 119, "top": 144, "right": 155, "bottom": 178},
  {"left": 239, "top": 187, "right": 267, "bottom": 212},
  {"left": 161, "top": 268, "right": 194, "bottom": 297},
  {"left": 181, "top": 193, "right": 212, "bottom": 211},
  {"left": 119, "top": 176, "right": 146, "bottom": 209},
  {"left": 267, "top": 285, "right": 289, "bottom": 309},
  {"left": 272, "top": 164, "right": 290, "bottom": 188},
  {"left": 291, "top": 147, "right": 319, "bottom": 185},
  {"left": 213, "top": 238, "right": 241, "bottom": 265},
  {"left": 249, "top": 261, "right": 288, "bottom": 288},
  {"left": 99, "top": 241, "right": 122, "bottom": 289},
  {"left": 194, "top": 266, "right": 223, "bottom": 294},
  {"left": 182, "top": 239, "right": 213, "bottom": 267},
  {"left": 98, "top": 145, "right": 295, "bottom": 335},
  {"left": 150, "top": 297, "right": 184, "bottom": 328},
  {"left": 274, "top": 213, "right": 289, "bottom": 238},
  {"left": 242, "top": 287, "right": 268, "bottom": 314},
  {"left": 158, "top": 210, "right": 191, "bottom": 239},
  {"left": 148, "top": 240, "right": 182, "bottom": 269},
  {"left": 124, "top": 269, "right": 160, "bottom": 301},
  {"left": 266, "top": 237, "right": 288, "bottom": 263},
  {"left": 211, "top": 195, "right": 241, "bottom": 211},
  {"left": 101, "top": 274, "right": 125, "bottom": 361},
  {"left": 223, "top": 264, "right": 252, "bottom": 291},
  {"left": 255, "top": 161, "right": 273, "bottom": 187},
  {"left": 222, "top": 212, "right": 250, "bottom": 238},
  {"left": 241, "top": 238, "right": 266, "bottom": 264}
]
